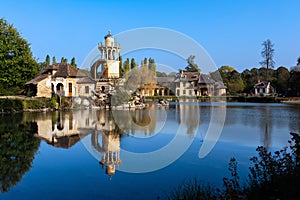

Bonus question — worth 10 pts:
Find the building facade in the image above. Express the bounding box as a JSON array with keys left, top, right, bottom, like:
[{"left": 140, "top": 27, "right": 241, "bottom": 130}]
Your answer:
[
  {"left": 26, "top": 63, "right": 95, "bottom": 98},
  {"left": 174, "top": 71, "right": 226, "bottom": 97}
]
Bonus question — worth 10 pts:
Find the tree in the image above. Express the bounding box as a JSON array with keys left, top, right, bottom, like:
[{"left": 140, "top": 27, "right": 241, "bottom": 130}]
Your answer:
[
  {"left": 123, "top": 58, "right": 130, "bottom": 78},
  {"left": 185, "top": 55, "right": 199, "bottom": 72},
  {"left": 60, "top": 57, "right": 67, "bottom": 63},
  {"left": 119, "top": 54, "right": 123, "bottom": 77},
  {"left": 148, "top": 58, "right": 156, "bottom": 77},
  {"left": 215, "top": 66, "right": 244, "bottom": 95},
  {"left": 70, "top": 57, "right": 76, "bottom": 68},
  {"left": 52, "top": 56, "right": 56, "bottom": 64},
  {"left": 45, "top": 55, "right": 50, "bottom": 66},
  {"left": 0, "top": 18, "right": 39, "bottom": 94},
  {"left": 260, "top": 39, "right": 275, "bottom": 81},
  {"left": 143, "top": 58, "right": 148, "bottom": 68},
  {"left": 130, "top": 58, "right": 137, "bottom": 70},
  {"left": 156, "top": 71, "right": 167, "bottom": 77},
  {"left": 272, "top": 66, "right": 289, "bottom": 95}
]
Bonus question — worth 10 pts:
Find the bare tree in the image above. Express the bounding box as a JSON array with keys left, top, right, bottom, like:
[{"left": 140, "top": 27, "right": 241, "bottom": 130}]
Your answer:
[{"left": 259, "top": 39, "right": 275, "bottom": 81}]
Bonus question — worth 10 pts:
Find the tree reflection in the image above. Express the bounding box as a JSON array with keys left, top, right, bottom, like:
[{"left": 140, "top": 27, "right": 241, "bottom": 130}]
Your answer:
[{"left": 0, "top": 114, "right": 40, "bottom": 192}]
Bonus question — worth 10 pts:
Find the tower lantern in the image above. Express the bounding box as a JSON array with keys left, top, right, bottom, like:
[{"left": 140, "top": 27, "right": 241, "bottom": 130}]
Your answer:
[{"left": 104, "top": 31, "right": 114, "bottom": 47}]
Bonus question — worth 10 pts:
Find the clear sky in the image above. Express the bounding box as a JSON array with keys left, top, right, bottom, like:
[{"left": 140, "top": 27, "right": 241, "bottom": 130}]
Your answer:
[{"left": 1, "top": 0, "right": 299, "bottom": 72}]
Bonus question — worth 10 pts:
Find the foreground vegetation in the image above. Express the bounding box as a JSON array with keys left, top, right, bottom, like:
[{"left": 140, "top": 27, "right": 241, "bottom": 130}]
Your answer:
[{"left": 168, "top": 132, "right": 300, "bottom": 200}]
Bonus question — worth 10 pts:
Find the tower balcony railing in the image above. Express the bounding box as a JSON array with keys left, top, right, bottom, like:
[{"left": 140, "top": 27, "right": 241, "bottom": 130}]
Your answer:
[{"left": 98, "top": 42, "right": 121, "bottom": 49}]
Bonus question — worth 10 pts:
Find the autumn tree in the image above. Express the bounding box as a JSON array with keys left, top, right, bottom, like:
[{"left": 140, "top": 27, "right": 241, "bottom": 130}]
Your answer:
[
  {"left": 148, "top": 58, "right": 156, "bottom": 77},
  {"left": 260, "top": 39, "right": 275, "bottom": 81},
  {"left": 0, "top": 18, "right": 39, "bottom": 94}
]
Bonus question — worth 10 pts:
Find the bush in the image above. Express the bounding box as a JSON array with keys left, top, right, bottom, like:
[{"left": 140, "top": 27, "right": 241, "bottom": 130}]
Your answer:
[
  {"left": 0, "top": 99, "right": 23, "bottom": 112},
  {"left": 168, "top": 132, "right": 300, "bottom": 200},
  {"left": 246, "top": 132, "right": 300, "bottom": 199}
]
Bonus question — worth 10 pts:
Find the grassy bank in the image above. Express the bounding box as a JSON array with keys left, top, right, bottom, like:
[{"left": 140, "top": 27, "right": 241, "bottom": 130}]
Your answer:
[
  {"left": 0, "top": 97, "right": 57, "bottom": 112},
  {"left": 146, "top": 95, "right": 284, "bottom": 103}
]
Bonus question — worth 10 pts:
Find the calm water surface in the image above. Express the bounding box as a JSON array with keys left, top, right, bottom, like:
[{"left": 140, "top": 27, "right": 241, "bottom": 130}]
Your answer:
[{"left": 1, "top": 102, "right": 300, "bottom": 200}]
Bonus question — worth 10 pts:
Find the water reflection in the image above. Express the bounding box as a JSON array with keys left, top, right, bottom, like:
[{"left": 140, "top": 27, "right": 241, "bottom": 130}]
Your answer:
[
  {"left": 0, "top": 114, "right": 40, "bottom": 192},
  {"left": 2, "top": 102, "right": 300, "bottom": 193}
]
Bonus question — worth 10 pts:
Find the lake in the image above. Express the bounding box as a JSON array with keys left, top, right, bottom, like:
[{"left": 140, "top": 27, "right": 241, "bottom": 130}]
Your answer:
[{"left": 0, "top": 101, "right": 300, "bottom": 200}]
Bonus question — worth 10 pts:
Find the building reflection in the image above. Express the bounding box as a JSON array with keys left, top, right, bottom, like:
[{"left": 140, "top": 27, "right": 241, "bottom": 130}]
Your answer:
[
  {"left": 34, "top": 108, "right": 160, "bottom": 178},
  {"left": 91, "top": 110, "right": 122, "bottom": 178},
  {"left": 176, "top": 99, "right": 200, "bottom": 137}
]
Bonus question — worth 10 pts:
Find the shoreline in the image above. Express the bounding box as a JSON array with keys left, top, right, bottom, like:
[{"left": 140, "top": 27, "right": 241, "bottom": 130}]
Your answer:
[{"left": 0, "top": 95, "right": 299, "bottom": 114}]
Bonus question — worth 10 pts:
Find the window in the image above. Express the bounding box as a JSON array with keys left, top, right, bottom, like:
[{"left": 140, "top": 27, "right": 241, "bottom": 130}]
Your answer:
[
  {"left": 68, "top": 83, "right": 72, "bottom": 93},
  {"left": 183, "top": 90, "right": 186, "bottom": 95},
  {"left": 85, "top": 86, "right": 89, "bottom": 94},
  {"left": 183, "top": 82, "right": 186, "bottom": 87},
  {"left": 189, "top": 90, "right": 192, "bottom": 96},
  {"left": 177, "top": 89, "right": 180, "bottom": 96}
]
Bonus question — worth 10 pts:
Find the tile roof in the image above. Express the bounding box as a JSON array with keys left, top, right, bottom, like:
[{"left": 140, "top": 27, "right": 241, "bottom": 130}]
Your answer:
[
  {"left": 26, "top": 74, "right": 49, "bottom": 85},
  {"left": 156, "top": 77, "right": 175, "bottom": 83},
  {"left": 198, "top": 74, "right": 215, "bottom": 84},
  {"left": 77, "top": 76, "right": 96, "bottom": 84},
  {"left": 174, "top": 71, "right": 200, "bottom": 82},
  {"left": 52, "top": 63, "right": 86, "bottom": 78},
  {"left": 26, "top": 63, "right": 87, "bottom": 85}
]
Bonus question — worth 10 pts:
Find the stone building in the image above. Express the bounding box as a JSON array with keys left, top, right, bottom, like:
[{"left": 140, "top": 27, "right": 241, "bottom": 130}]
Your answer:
[
  {"left": 90, "top": 31, "right": 121, "bottom": 94},
  {"left": 174, "top": 71, "right": 226, "bottom": 97},
  {"left": 26, "top": 63, "right": 95, "bottom": 98},
  {"left": 254, "top": 80, "right": 275, "bottom": 96}
]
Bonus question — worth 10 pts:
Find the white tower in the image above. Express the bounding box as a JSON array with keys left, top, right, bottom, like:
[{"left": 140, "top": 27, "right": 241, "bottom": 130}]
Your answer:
[{"left": 94, "top": 31, "right": 120, "bottom": 79}]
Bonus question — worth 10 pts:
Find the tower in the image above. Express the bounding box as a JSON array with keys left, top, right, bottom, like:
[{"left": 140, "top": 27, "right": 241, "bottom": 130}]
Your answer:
[{"left": 95, "top": 31, "right": 120, "bottom": 79}]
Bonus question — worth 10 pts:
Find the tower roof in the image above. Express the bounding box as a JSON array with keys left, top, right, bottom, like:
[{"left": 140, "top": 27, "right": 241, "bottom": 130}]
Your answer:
[{"left": 104, "top": 30, "right": 113, "bottom": 39}]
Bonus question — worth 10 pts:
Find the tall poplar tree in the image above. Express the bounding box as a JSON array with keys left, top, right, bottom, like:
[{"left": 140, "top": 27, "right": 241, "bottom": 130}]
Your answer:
[
  {"left": 45, "top": 55, "right": 50, "bottom": 66},
  {"left": 123, "top": 58, "right": 130, "bottom": 78},
  {"left": 71, "top": 57, "right": 77, "bottom": 68},
  {"left": 130, "top": 58, "right": 137, "bottom": 70}
]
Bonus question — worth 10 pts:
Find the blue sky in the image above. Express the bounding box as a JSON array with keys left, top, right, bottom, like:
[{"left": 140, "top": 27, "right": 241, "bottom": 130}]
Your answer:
[{"left": 1, "top": 0, "right": 299, "bottom": 72}]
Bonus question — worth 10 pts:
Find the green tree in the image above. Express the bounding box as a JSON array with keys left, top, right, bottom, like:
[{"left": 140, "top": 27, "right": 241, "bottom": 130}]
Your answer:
[
  {"left": 215, "top": 66, "right": 244, "bottom": 95},
  {"left": 61, "top": 57, "right": 67, "bottom": 63},
  {"left": 52, "top": 56, "right": 56, "bottom": 64},
  {"left": 70, "top": 57, "right": 77, "bottom": 68},
  {"left": 260, "top": 39, "right": 275, "bottom": 81},
  {"left": 271, "top": 66, "right": 289, "bottom": 95},
  {"left": 123, "top": 58, "right": 130, "bottom": 78},
  {"left": 119, "top": 54, "right": 123, "bottom": 77},
  {"left": 0, "top": 18, "right": 39, "bottom": 94},
  {"left": 185, "top": 55, "right": 199, "bottom": 72},
  {"left": 130, "top": 58, "right": 137, "bottom": 70},
  {"left": 45, "top": 54, "right": 50, "bottom": 66}
]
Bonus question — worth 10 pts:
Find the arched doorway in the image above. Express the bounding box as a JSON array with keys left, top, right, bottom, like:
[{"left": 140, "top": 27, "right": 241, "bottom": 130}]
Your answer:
[{"left": 56, "top": 83, "right": 64, "bottom": 96}]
